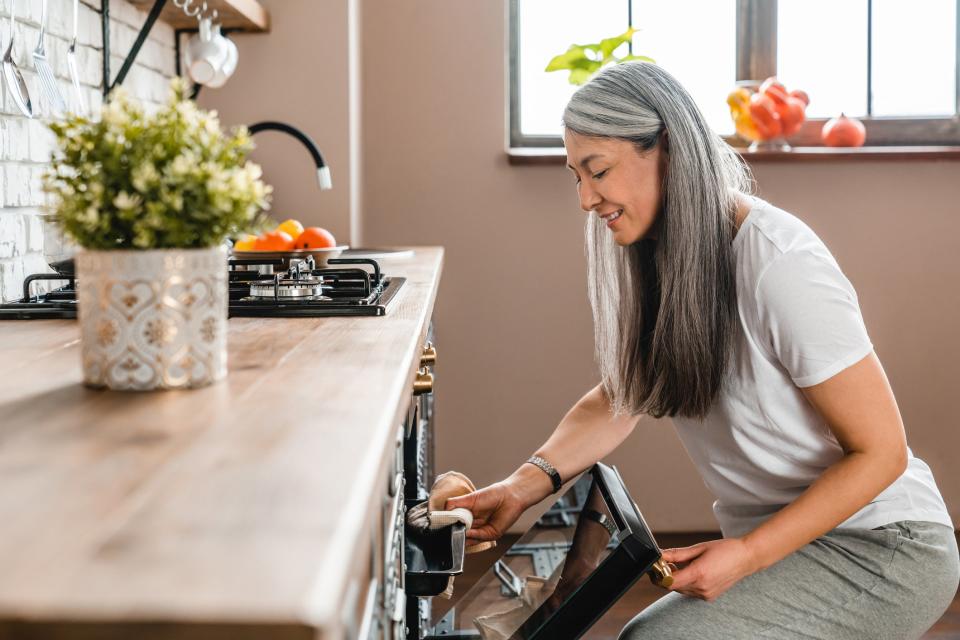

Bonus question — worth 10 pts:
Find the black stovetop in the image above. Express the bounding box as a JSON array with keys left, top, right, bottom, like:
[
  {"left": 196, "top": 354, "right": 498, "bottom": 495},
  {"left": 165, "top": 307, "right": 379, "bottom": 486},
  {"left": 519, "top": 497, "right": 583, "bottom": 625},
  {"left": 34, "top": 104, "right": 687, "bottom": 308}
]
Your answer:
[{"left": 0, "top": 257, "right": 405, "bottom": 320}]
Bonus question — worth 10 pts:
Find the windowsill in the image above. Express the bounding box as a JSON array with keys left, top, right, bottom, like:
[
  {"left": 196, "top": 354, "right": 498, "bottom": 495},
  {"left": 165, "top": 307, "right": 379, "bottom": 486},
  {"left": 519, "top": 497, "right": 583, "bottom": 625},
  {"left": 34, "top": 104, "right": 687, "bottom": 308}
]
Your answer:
[{"left": 507, "top": 145, "right": 960, "bottom": 165}]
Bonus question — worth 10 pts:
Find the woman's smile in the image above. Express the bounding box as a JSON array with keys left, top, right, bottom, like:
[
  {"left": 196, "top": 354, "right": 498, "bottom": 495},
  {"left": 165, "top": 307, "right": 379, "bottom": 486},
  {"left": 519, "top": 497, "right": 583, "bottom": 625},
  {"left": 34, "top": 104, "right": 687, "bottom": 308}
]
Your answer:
[{"left": 599, "top": 209, "right": 624, "bottom": 228}]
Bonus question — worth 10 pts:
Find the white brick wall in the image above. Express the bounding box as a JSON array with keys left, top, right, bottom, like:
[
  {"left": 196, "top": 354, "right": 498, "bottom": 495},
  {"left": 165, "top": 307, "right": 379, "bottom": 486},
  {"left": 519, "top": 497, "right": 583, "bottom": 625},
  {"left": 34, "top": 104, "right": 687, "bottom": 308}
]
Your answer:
[{"left": 0, "top": 0, "right": 176, "bottom": 302}]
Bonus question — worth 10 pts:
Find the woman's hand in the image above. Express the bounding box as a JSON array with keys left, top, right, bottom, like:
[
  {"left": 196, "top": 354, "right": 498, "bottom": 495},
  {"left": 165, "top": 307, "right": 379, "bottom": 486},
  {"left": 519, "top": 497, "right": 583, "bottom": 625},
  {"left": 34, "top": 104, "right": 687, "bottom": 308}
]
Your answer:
[
  {"left": 443, "top": 480, "right": 527, "bottom": 544},
  {"left": 444, "top": 464, "right": 553, "bottom": 544},
  {"left": 660, "top": 538, "right": 762, "bottom": 602}
]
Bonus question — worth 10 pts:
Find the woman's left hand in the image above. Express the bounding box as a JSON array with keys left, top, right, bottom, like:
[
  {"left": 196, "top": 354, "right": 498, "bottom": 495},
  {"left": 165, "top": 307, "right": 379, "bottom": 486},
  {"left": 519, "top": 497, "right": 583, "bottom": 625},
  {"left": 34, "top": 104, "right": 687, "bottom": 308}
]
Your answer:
[{"left": 660, "top": 538, "right": 761, "bottom": 601}]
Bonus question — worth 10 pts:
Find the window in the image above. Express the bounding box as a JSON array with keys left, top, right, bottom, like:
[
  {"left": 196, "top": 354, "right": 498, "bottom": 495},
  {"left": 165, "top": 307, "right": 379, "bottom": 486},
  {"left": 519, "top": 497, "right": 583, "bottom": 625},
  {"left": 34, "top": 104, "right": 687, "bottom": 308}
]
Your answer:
[{"left": 509, "top": 0, "right": 960, "bottom": 148}]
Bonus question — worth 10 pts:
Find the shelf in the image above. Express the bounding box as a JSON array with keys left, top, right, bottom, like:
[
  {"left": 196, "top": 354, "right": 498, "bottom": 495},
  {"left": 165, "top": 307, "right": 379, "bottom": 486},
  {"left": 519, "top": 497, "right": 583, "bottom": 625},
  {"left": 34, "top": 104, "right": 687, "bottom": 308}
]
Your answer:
[
  {"left": 506, "top": 146, "right": 960, "bottom": 166},
  {"left": 127, "top": 0, "right": 270, "bottom": 32}
]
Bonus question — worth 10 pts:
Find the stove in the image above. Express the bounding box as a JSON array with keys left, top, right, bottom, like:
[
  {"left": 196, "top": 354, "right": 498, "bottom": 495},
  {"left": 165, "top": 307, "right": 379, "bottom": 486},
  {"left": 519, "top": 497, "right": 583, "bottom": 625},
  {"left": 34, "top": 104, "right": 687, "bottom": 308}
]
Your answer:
[{"left": 0, "top": 256, "right": 406, "bottom": 320}]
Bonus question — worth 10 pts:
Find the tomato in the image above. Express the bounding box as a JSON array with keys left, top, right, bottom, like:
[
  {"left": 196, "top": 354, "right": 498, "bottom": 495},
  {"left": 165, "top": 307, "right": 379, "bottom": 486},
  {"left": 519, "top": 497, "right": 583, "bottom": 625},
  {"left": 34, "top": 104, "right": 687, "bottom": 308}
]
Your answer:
[
  {"left": 748, "top": 93, "right": 782, "bottom": 139},
  {"left": 293, "top": 227, "right": 337, "bottom": 250},
  {"left": 234, "top": 234, "right": 257, "bottom": 251},
  {"left": 276, "top": 219, "right": 304, "bottom": 241},
  {"left": 254, "top": 230, "right": 295, "bottom": 251},
  {"left": 776, "top": 96, "right": 807, "bottom": 137},
  {"left": 789, "top": 89, "right": 810, "bottom": 107},
  {"left": 759, "top": 77, "right": 789, "bottom": 106}
]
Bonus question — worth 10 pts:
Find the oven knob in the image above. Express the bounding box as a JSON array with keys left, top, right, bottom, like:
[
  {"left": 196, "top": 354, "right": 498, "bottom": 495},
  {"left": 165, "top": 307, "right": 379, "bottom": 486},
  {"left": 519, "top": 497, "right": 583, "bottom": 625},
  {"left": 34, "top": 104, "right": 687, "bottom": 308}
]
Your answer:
[
  {"left": 420, "top": 343, "right": 437, "bottom": 367},
  {"left": 413, "top": 368, "right": 434, "bottom": 395},
  {"left": 648, "top": 558, "right": 676, "bottom": 587}
]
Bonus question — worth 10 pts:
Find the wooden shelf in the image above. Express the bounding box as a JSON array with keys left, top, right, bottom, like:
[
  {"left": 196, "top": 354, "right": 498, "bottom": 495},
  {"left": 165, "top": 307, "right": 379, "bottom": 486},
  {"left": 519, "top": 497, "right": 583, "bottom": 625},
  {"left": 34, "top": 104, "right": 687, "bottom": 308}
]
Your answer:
[
  {"left": 128, "top": 0, "right": 270, "bottom": 32},
  {"left": 506, "top": 145, "right": 960, "bottom": 166}
]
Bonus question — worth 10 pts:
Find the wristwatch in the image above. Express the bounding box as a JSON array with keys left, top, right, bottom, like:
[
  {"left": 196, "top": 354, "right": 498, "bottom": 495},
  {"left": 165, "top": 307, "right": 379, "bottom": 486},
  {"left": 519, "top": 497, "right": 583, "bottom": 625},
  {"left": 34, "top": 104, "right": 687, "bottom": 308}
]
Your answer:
[
  {"left": 582, "top": 508, "right": 618, "bottom": 537},
  {"left": 525, "top": 455, "right": 562, "bottom": 493}
]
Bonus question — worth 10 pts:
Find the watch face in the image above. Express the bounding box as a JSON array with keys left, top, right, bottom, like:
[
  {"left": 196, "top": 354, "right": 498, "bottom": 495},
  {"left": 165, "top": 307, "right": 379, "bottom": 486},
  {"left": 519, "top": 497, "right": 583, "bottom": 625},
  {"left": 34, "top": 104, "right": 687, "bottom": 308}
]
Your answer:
[{"left": 424, "top": 463, "right": 661, "bottom": 640}]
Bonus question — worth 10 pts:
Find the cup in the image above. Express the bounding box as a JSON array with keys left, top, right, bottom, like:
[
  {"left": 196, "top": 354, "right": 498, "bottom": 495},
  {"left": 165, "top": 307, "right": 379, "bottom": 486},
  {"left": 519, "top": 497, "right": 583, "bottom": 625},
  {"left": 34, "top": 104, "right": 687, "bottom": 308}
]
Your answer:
[
  {"left": 184, "top": 16, "right": 229, "bottom": 85},
  {"left": 205, "top": 26, "right": 238, "bottom": 89}
]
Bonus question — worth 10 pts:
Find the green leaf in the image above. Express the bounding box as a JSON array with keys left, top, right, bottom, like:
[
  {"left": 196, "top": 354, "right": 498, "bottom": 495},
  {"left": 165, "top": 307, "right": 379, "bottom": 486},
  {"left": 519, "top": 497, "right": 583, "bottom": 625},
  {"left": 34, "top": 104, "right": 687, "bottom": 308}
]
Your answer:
[
  {"left": 599, "top": 26, "right": 636, "bottom": 59},
  {"left": 568, "top": 67, "right": 596, "bottom": 85},
  {"left": 545, "top": 46, "right": 589, "bottom": 71},
  {"left": 619, "top": 54, "right": 656, "bottom": 63}
]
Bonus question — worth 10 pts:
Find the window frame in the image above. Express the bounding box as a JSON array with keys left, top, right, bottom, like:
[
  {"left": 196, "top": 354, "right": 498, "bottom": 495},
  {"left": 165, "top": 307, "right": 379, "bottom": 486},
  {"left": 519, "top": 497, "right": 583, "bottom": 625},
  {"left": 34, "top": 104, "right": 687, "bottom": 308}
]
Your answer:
[{"left": 508, "top": 0, "right": 960, "bottom": 149}]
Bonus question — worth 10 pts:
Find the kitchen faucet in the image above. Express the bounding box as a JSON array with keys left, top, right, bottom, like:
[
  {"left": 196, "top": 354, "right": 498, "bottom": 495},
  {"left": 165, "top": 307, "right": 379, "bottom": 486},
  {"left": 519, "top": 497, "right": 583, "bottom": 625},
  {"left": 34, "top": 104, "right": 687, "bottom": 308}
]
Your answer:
[{"left": 247, "top": 121, "right": 332, "bottom": 190}]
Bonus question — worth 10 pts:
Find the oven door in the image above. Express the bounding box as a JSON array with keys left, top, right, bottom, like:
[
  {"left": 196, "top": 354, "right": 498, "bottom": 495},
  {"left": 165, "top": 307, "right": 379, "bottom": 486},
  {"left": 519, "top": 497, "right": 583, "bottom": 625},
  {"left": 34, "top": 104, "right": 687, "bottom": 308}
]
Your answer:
[{"left": 421, "top": 462, "right": 664, "bottom": 640}]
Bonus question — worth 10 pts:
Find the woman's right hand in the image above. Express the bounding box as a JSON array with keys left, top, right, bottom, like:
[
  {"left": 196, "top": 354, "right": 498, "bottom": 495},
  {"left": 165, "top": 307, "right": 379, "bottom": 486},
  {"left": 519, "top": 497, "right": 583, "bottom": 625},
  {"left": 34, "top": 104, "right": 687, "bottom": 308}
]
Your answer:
[{"left": 444, "top": 464, "right": 555, "bottom": 543}]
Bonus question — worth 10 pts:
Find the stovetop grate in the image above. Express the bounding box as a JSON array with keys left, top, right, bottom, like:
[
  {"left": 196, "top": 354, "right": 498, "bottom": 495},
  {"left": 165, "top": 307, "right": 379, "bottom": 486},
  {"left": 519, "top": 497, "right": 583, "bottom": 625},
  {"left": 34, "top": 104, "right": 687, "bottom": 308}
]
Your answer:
[{"left": 0, "top": 257, "right": 405, "bottom": 319}]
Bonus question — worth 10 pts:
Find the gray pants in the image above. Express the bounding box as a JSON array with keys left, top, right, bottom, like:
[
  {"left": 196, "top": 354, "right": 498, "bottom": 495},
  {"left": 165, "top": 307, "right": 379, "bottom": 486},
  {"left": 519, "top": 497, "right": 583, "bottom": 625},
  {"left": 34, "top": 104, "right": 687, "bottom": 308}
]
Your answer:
[{"left": 619, "top": 521, "right": 959, "bottom": 640}]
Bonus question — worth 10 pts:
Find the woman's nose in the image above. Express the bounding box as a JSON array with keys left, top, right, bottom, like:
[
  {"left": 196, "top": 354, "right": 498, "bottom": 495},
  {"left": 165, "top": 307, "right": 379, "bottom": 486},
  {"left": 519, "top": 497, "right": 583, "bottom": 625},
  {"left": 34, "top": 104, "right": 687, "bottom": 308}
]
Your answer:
[{"left": 578, "top": 183, "right": 602, "bottom": 213}]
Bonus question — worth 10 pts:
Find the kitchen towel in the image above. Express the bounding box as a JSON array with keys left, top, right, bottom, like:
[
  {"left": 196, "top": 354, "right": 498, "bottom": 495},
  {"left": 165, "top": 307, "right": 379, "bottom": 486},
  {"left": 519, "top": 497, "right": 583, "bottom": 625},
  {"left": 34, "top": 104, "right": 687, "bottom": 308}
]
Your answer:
[{"left": 406, "top": 470, "right": 497, "bottom": 598}]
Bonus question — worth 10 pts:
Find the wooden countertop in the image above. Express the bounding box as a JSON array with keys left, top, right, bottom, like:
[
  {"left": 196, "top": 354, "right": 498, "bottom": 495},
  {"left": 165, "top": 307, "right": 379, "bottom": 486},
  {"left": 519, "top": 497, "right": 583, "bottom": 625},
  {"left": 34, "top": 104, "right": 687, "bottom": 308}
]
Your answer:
[{"left": 0, "top": 247, "right": 443, "bottom": 637}]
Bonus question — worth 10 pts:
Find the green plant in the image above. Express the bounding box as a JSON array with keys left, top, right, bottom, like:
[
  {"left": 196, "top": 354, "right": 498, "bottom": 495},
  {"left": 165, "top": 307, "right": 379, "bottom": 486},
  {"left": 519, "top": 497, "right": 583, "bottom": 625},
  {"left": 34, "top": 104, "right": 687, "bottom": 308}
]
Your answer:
[
  {"left": 43, "top": 78, "right": 272, "bottom": 250},
  {"left": 545, "top": 27, "right": 654, "bottom": 85}
]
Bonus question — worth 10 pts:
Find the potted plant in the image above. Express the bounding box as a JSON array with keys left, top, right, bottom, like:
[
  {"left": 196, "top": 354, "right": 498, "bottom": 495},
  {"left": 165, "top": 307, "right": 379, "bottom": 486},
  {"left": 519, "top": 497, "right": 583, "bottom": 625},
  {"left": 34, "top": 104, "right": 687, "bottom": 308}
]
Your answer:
[{"left": 43, "top": 79, "right": 271, "bottom": 391}]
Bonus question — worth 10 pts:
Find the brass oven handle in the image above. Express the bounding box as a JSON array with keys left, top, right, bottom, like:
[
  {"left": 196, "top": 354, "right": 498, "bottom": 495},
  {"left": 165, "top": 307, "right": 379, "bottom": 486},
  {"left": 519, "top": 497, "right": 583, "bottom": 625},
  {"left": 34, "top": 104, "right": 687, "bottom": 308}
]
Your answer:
[
  {"left": 648, "top": 558, "right": 676, "bottom": 587},
  {"left": 420, "top": 342, "right": 437, "bottom": 367},
  {"left": 413, "top": 367, "right": 434, "bottom": 395}
]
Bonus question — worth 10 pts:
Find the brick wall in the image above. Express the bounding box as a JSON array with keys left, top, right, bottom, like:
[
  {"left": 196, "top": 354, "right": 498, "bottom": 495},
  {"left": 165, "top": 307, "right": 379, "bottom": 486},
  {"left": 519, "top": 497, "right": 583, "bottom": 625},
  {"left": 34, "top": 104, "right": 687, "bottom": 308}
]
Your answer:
[{"left": 0, "top": 0, "right": 175, "bottom": 302}]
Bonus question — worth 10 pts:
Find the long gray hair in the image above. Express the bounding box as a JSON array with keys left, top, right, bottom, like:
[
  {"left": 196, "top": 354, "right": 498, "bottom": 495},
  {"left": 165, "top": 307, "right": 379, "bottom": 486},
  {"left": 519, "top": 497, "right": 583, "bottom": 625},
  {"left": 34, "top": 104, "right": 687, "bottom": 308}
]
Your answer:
[{"left": 563, "top": 62, "right": 753, "bottom": 419}]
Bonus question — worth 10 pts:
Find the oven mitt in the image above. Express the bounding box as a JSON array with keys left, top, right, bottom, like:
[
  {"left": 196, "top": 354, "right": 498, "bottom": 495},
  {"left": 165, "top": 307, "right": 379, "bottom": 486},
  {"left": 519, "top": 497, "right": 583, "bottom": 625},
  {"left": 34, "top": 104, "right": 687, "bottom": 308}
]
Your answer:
[{"left": 406, "top": 470, "right": 497, "bottom": 598}]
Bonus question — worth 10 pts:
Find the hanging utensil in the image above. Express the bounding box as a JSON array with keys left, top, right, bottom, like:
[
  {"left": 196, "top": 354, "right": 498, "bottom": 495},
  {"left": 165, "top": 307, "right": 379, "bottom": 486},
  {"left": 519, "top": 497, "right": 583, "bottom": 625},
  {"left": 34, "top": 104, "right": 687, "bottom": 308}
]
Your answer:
[
  {"left": 33, "top": 0, "right": 66, "bottom": 115},
  {"left": 66, "top": 0, "right": 86, "bottom": 115},
  {"left": 2, "top": 0, "right": 33, "bottom": 118}
]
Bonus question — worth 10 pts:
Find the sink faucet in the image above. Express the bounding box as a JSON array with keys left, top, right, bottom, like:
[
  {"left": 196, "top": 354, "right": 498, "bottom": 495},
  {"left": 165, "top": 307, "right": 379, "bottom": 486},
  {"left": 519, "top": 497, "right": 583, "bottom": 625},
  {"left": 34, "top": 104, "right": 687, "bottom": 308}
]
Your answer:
[{"left": 247, "top": 121, "right": 332, "bottom": 190}]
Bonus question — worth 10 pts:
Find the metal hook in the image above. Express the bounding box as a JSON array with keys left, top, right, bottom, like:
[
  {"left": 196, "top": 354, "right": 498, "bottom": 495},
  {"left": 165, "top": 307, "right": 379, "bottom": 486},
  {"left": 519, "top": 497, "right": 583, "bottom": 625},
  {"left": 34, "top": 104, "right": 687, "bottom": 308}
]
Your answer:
[{"left": 183, "top": 0, "right": 203, "bottom": 18}]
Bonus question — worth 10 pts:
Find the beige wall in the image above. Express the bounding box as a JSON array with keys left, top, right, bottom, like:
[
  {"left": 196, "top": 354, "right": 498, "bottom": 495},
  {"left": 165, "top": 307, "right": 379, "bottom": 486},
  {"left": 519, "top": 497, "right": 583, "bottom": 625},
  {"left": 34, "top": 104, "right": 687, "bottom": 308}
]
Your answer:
[
  {"left": 208, "top": 0, "right": 960, "bottom": 532},
  {"left": 198, "top": 0, "right": 355, "bottom": 245}
]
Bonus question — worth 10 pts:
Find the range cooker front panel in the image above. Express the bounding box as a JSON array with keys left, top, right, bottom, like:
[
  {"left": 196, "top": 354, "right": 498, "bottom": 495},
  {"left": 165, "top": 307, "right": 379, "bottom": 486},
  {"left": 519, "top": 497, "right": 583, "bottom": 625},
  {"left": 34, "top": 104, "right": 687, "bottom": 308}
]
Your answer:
[{"left": 411, "top": 463, "right": 663, "bottom": 640}]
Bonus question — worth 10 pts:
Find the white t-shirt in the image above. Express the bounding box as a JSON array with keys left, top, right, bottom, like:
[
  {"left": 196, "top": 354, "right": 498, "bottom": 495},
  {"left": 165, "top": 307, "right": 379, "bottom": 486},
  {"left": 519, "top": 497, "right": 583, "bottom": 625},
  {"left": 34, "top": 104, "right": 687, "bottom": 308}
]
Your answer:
[{"left": 672, "top": 196, "right": 953, "bottom": 538}]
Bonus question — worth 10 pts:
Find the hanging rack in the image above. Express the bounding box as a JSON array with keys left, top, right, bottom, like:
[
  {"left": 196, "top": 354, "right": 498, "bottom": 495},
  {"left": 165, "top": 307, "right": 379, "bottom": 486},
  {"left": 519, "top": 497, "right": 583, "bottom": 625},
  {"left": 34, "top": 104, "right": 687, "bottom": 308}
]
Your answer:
[{"left": 100, "top": 0, "right": 268, "bottom": 97}]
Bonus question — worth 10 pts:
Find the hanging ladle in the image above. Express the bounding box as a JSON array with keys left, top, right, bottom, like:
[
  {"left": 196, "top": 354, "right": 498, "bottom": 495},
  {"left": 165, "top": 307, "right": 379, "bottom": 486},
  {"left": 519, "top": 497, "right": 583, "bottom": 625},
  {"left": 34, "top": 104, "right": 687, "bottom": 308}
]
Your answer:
[{"left": 2, "top": 0, "right": 33, "bottom": 118}]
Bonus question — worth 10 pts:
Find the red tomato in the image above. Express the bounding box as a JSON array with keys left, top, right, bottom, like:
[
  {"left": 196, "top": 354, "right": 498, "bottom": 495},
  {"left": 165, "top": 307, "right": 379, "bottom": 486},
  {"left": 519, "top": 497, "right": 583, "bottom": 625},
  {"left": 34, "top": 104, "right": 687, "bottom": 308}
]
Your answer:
[
  {"left": 789, "top": 89, "right": 810, "bottom": 107},
  {"left": 748, "top": 93, "right": 782, "bottom": 139},
  {"left": 759, "top": 77, "right": 789, "bottom": 106},
  {"left": 777, "top": 96, "right": 807, "bottom": 137},
  {"left": 294, "top": 227, "right": 337, "bottom": 249}
]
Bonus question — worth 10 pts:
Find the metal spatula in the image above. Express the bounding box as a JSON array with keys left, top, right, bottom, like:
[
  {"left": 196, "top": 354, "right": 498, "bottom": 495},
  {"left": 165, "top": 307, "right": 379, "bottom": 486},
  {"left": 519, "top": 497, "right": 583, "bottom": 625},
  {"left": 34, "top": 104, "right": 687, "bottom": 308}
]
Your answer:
[
  {"left": 66, "top": 0, "right": 86, "bottom": 115},
  {"left": 33, "top": 0, "right": 66, "bottom": 115},
  {"left": 2, "top": 0, "right": 33, "bottom": 117}
]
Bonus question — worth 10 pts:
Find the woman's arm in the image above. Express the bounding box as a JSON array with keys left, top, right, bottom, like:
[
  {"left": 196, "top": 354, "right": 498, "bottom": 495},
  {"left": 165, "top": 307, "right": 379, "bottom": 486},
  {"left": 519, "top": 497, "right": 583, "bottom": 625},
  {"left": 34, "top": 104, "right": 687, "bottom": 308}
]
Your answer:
[
  {"left": 665, "top": 350, "right": 909, "bottom": 601},
  {"left": 741, "top": 350, "right": 908, "bottom": 568},
  {"left": 445, "top": 384, "right": 640, "bottom": 542},
  {"left": 507, "top": 383, "right": 642, "bottom": 509}
]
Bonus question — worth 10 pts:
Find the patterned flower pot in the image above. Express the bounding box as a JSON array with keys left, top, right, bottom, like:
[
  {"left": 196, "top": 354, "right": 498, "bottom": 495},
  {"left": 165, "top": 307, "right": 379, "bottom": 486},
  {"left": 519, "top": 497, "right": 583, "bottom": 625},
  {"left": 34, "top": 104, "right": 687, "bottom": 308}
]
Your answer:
[{"left": 75, "top": 246, "right": 228, "bottom": 390}]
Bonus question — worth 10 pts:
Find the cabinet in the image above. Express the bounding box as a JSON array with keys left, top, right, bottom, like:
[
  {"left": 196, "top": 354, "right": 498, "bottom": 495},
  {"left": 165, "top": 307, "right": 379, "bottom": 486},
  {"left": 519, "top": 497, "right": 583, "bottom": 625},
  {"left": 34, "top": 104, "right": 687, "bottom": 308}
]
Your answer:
[{"left": 352, "top": 323, "right": 438, "bottom": 639}]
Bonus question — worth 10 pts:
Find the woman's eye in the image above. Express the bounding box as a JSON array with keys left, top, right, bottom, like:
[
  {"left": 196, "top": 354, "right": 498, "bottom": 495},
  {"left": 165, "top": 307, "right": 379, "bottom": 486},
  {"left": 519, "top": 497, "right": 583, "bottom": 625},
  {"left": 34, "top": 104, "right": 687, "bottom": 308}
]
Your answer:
[{"left": 592, "top": 169, "right": 608, "bottom": 180}]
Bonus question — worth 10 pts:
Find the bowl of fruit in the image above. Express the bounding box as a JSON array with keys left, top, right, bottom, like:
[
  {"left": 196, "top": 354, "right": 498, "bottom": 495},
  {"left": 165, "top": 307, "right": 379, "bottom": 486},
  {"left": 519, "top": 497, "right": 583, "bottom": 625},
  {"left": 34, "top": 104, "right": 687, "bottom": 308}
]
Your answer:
[
  {"left": 727, "top": 77, "right": 809, "bottom": 151},
  {"left": 232, "top": 218, "right": 347, "bottom": 267}
]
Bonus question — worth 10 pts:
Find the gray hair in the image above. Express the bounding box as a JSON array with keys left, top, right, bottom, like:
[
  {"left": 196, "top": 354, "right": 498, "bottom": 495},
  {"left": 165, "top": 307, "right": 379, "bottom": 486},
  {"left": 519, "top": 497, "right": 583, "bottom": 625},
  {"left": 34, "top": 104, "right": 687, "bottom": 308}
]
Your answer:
[{"left": 563, "top": 62, "right": 753, "bottom": 419}]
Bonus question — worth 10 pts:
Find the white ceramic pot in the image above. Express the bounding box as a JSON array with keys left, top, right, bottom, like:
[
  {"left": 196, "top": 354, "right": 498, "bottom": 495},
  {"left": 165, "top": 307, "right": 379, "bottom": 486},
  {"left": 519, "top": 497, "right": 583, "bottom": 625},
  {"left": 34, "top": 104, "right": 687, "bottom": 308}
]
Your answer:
[{"left": 76, "top": 246, "right": 228, "bottom": 391}]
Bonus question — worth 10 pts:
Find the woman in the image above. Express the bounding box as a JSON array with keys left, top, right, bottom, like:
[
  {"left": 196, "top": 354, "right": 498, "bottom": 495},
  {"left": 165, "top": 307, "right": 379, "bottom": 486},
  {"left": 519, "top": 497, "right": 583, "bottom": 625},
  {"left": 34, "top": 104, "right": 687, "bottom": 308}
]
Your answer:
[{"left": 445, "top": 62, "right": 958, "bottom": 639}]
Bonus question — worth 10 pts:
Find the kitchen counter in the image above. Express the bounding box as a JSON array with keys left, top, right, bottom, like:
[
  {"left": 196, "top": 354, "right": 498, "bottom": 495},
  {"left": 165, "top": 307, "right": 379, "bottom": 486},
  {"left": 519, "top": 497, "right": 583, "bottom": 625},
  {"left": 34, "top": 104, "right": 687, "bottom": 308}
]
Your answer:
[{"left": 0, "top": 247, "right": 443, "bottom": 639}]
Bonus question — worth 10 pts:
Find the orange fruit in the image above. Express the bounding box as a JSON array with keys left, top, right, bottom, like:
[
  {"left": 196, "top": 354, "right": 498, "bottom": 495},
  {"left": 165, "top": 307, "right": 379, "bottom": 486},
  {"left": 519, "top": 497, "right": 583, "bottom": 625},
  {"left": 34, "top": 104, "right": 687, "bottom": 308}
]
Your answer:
[
  {"left": 293, "top": 227, "right": 337, "bottom": 250},
  {"left": 254, "top": 230, "right": 295, "bottom": 251},
  {"left": 234, "top": 234, "right": 257, "bottom": 251},
  {"left": 276, "top": 218, "right": 304, "bottom": 240}
]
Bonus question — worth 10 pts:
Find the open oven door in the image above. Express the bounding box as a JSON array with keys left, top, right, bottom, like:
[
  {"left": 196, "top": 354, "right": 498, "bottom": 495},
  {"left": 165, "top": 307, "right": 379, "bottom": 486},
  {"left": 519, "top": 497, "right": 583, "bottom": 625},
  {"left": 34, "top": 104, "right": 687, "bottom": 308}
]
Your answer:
[{"left": 409, "top": 462, "right": 669, "bottom": 640}]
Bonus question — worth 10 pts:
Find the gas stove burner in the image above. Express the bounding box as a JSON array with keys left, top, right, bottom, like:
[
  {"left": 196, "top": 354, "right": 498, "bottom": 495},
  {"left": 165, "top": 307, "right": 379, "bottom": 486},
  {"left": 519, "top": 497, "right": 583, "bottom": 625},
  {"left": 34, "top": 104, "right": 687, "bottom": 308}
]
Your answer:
[
  {"left": 0, "top": 256, "right": 407, "bottom": 319},
  {"left": 248, "top": 276, "right": 328, "bottom": 299}
]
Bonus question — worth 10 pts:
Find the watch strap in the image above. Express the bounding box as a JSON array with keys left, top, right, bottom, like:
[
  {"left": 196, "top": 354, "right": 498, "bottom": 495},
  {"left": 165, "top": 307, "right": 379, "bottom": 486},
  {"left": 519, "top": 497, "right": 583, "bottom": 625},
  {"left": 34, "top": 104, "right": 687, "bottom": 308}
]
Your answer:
[
  {"left": 582, "top": 508, "right": 617, "bottom": 537},
  {"left": 525, "top": 455, "right": 562, "bottom": 493}
]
